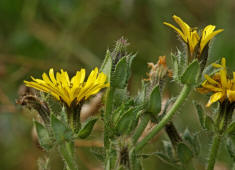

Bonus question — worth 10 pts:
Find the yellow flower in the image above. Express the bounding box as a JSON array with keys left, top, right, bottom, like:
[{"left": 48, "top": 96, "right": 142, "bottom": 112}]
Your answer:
[
  {"left": 198, "top": 58, "right": 235, "bottom": 107},
  {"left": 200, "top": 25, "right": 224, "bottom": 53},
  {"left": 163, "top": 15, "right": 223, "bottom": 57},
  {"left": 24, "top": 68, "right": 109, "bottom": 106}
]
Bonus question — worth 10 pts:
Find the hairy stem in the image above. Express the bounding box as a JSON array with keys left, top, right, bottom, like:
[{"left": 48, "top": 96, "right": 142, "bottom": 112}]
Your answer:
[
  {"left": 104, "top": 87, "right": 115, "bottom": 148},
  {"left": 132, "top": 114, "right": 150, "bottom": 144},
  {"left": 207, "top": 134, "right": 221, "bottom": 170},
  {"left": 135, "top": 84, "right": 192, "bottom": 152},
  {"left": 59, "top": 142, "right": 77, "bottom": 170}
]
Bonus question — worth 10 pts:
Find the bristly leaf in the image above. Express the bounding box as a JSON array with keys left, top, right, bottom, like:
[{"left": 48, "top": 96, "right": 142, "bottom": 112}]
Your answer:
[
  {"left": 204, "top": 116, "right": 215, "bottom": 132},
  {"left": 176, "top": 143, "right": 193, "bottom": 164},
  {"left": 34, "top": 120, "right": 52, "bottom": 151},
  {"left": 183, "top": 129, "right": 200, "bottom": 156},
  {"left": 77, "top": 117, "right": 98, "bottom": 139},
  {"left": 90, "top": 147, "right": 105, "bottom": 162},
  {"left": 148, "top": 85, "right": 161, "bottom": 115},
  {"left": 181, "top": 60, "right": 200, "bottom": 85},
  {"left": 127, "top": 54, "right": 136, "bottom": 79},
  {"left": 111, "top": 56, "right": 129, "bottom": 89},
  {"left": 135, "top": 80, "right": 147, "bottom": 105},
  {"left": 100, "top": 49, "right": 112, "bottom": 82},
  {"left": 116, "top": 106, "right": 141, "bottom": 135},
  {"left": 225, "top": 122, "right": 235, "bottom": 136},
  {"left": 183, "top": 129, "right": 194, "bottom": 147},
  {"left": 171, "top": 49, "right": 186, "bottom": 82},
  {"left": 171, "top": 52, "right": 179, "bottom": 81},
  {"left": 113, "top": 88, "right": 129, "bottom": 107},
  {"left": 129, "top": 148, "right": 142, "bottom": 170},
  {"left": 193, "top": 101, "right": 205, "bottom": 129},
  {"left": 226, "top": 137, "right": 235, "bottom": 162},
  {"left": 51, "top": 114, "right": 73, "bottom": 143},
  {"left": 154, "top": 152, "right": 178, "bottom": 167},
  {"left": 163, "top": 141, "right": 174, "bottom": 159}
]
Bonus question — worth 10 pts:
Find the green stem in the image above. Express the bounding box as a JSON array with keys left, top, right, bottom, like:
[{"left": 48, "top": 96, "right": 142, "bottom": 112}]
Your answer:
[
  {"left": 105, "top": 87, "right": 114, "bottom": 117},
  {"left": 135, "top": 84, "right": 192, "bottom": 152},
  {"left": 132, "top": 114, "right": 150, "bottom": 144},
  {"left": 104, "top": 87, "right": 115, "bottom": 148},
  {"left": 207, "top": 134, "right": 221, "bottom": 170},
  {"left": 59, "top": 142, "right": 77, "bottom": 170},
  {"left": 104, "top": 87, "right": 115, "bottom": 170}
]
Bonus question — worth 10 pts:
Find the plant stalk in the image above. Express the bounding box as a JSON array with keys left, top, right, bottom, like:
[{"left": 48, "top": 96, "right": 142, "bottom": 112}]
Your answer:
[
  {"left": 104, "top": 87, "right": 115, "bottom": 148},
  {"left": 132, "top": 114, "right": 150, "bottom": 144},
  {"left": 206, "top": 134, "right": 221, "bottom": 170},
  {"left": 59, "top": 142, "right": 77, "bottom": 170},
  {"left": 135, "top": 84, "right": 192, "bottom": 152}
]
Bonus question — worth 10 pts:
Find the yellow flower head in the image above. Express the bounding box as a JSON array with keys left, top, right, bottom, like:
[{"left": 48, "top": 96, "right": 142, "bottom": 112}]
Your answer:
[
  {"left": 24, "top": 68, "right": 109, "bottom": 106},
  {"left": 198, "top": 58, "right": 235, "bottom": 107},
  {"left": 163, "top": 15, "right": 223, "bottom": 57}
]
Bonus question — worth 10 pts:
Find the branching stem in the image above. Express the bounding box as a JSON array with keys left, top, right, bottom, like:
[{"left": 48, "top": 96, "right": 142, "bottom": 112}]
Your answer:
[{"left": 135, "top": 84, "right": 192, "bottom": 152}]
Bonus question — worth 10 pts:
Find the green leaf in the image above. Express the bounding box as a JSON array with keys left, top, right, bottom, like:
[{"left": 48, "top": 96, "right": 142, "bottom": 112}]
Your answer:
[
  {"left": 226, "top": 137, "right": 235, "bottom": 162},
  {"left": 181, "top": 60, "right": 200, "bottom": 85},
  {"left": 127, "top": 54, "right": 136, "bottom": 79},
  {"left": 155, "top": 152, "right": 178, "bottom": 167},
  {"left": 163, "top": 141, "right": 173, "bottom": 159},
  {"left": 192, "top": 134, "right": 200, "bottom": 156},
  {"left": 34, "top": 120, "right": 52, "bottom": 151},
  {"left": 148, "top": 85, "right": 161, "bottom": 115},
  {"left": 171, "top": 52, "right": 180, "bottom": 81},
  {"left": 90, "top": 147, "right": 105, "bottom": 162},
  {"left": 183, "top": 129, "right": 194, "bottom": 146},
  {"left": 183, "top": 129, "right": 200, "bottom": 156},
  {"left": 112, "top": 56, "right": 129, "bottom": 89},
  {"left": 116, "top": 107, "right": 138, "bottom": 135},
  {"left": 77, "top": 117, "right": 98, "bottom": 139},
  {"left": 176, "top": 143, "right": 193, "bottom": 164},
  {"left": 100, "top": 49, "right": 112, "bottom": 82},
  {"left": 225, "top": 122, "right": 235, "bottom": 136},
  {"left": 155, "top": 152, "right": 172, "bottom": 163},
  {"left": 51, "top": 114, "right": 73, "bottom": 143},
  {"left": 171, "top": 50, "right": 187, "bottom": 82},
  {"left": 129, "top": 148, "right": 142, "bottom": 170},
  {"left": 193, "top": 101, "right": 205, "bottom": 129},
  {"left": 205, "top": 116, "right": 215, "bottom": 131}
]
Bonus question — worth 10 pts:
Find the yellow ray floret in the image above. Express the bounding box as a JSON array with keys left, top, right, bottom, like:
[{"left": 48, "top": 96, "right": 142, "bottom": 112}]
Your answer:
[
  {"left": 24, "top": 68, "right": 109, "bottom": 106},
  {"left": 163, "top": 15, "right": 223, "bottom": 57},
  {"left": 200, "top": 25, "right": 224, "bottom": 53},
  {"left": 197, "top": 58, "right": 235, "bottom": 107}
]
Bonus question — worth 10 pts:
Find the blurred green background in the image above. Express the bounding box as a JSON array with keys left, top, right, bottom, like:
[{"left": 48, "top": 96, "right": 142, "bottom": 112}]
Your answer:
[{"left": 0, "top": 0, "right": 235, "bottom": 169}]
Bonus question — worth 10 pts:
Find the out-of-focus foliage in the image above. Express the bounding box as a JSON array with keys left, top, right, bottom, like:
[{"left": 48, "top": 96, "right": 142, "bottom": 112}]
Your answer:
[{"left": 0, "top": 0, "right": 235, "bottom": 169}]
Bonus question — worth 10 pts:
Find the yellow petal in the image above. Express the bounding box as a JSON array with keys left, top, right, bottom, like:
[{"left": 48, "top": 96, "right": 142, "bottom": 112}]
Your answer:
[
  {"left": 227, "top": 90, "right": 235, "bottom": 102},
  {"left": 24, "top": 81, "right": 60, "bottom": 100},
  {"left": 220, "top": 68, "right": 227, "bottom": 88},
  {"left": 163, "top": 22, "right": 187, "bottom": 42},
  {"left": 172, "top": 15, "right": 191, "bottom": 40},
  {"left": 206, "top": 92, "right": 223, "bottom": 107},
  {"left": 221, "top": 57, "right": 226, "bottom": 68},
  {"left": 197, "top": 87, "right": 210, "bottom": 94},
  {"left": 200, "top": 27, "right": 224, "bottom": 53},
  {"left": 212, "top": 63, "right": 222, "bottom": 68},
  {"left": 202, "top": 83, "right": 223, "bottom": 92},
  {"left": 49, "top": 68, "right": 57, "bottom": 84},
  {"left": 204, "top": 74, "right": 219, "bottom": 85}
]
